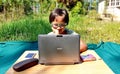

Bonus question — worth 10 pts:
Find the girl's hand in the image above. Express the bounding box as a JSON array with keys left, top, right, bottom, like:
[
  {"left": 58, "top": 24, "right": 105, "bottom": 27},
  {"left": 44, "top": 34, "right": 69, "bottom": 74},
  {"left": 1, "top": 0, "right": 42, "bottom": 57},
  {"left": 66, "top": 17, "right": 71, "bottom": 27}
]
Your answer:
[{"left": 52, "top": 27, "right": 59, "bottom": 35}]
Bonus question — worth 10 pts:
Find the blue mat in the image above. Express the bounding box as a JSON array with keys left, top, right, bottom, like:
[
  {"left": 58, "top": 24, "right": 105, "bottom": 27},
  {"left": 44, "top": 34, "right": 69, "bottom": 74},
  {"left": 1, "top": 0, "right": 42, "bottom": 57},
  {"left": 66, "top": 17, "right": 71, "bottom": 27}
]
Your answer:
[
  {"left": 88, "top": 41, "right": 120, "bottom": 74},
  {"left": 0, "top": 41, "right": 120, "bottom": 74},
  {"left": 0, "top": 41, "right": 38, "bottom": 74}
]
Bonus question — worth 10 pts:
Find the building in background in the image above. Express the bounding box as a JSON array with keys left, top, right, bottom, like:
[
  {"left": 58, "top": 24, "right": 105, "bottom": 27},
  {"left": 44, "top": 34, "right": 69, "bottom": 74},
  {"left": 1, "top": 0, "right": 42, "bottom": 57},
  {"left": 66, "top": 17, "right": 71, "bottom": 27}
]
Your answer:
[{"left": 98, "top": 0, "right": 120, "bottom": 21}]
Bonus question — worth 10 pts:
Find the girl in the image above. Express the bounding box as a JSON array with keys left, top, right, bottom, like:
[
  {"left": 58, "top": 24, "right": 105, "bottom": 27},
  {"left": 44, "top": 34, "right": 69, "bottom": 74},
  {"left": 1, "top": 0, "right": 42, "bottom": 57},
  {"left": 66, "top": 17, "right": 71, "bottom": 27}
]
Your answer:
[{"left": 48, "top": 8, "right": 87, "bottom": 53}]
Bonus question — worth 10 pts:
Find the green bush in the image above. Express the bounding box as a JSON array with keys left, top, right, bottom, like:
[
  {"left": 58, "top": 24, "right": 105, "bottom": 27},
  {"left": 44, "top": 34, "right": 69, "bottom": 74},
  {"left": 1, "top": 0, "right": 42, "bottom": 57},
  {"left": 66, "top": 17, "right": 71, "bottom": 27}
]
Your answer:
[
  {"left": 71, "top": 1, "right": 86, "bottom": 16},
  {"left": 24, "top": 0, "right": 33, "bottom": 15},
  {"left": 71, "top": 2, "right": 82, "bottom": 16}
]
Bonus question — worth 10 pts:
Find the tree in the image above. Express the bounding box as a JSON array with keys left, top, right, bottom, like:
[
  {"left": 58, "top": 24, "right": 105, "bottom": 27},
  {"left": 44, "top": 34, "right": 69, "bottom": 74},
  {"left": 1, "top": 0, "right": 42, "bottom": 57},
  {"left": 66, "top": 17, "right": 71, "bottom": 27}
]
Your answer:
[
  {"left": 57, "top": 0, "right": 78, "bottom": 10},
  {"left": 71, "top": 1, "right": 83, "bottom": 16}
]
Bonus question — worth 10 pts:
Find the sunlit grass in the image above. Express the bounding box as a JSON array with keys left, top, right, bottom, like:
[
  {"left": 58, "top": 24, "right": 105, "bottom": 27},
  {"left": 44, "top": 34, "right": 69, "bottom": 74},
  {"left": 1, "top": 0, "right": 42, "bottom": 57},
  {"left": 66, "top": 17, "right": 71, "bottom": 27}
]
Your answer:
[
  {"left": 0, "top": 16, "right": 51, "bottom": 41},
  {"left": 68, "top": 15, "right": 120, "bottom": 43},
  {"left": 0, "top": 15, "right": 120, "bottom": 43}
]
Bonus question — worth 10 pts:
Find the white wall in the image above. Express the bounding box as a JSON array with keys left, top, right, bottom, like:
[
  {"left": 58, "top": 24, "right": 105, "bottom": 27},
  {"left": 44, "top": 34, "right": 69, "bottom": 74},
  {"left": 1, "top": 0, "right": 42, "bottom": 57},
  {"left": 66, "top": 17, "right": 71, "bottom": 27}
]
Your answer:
[
  {"left": 98, "top": 0, "right": 120, "bottom": 21},
  {"left": 106, "top": 7, "right": 120, "bottom": 17},
  {"left": 98, "top": 0, "right": 105, "bottom": 14}
]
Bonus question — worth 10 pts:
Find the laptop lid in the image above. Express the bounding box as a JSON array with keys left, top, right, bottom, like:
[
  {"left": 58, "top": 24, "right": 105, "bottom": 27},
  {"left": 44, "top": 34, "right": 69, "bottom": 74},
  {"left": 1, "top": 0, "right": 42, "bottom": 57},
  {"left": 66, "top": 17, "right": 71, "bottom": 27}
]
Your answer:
[{"left": 38, "top": 34, "right": 81, "bottom": 65}]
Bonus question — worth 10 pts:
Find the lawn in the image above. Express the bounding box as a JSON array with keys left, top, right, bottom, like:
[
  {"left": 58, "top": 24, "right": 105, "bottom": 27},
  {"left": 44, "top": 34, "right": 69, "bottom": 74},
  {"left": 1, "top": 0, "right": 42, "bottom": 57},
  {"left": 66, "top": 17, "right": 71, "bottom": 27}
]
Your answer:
[{"left": 0, "top": 14, "right": 120, "bottom": 43}]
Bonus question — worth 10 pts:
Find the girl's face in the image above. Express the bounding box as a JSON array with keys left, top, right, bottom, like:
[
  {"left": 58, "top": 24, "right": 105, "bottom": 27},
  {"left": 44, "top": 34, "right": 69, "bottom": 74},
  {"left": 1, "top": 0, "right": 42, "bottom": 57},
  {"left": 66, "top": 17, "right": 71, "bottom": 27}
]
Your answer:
[{"left": 51, "top": 15, "right": 67, "bottom": 34}]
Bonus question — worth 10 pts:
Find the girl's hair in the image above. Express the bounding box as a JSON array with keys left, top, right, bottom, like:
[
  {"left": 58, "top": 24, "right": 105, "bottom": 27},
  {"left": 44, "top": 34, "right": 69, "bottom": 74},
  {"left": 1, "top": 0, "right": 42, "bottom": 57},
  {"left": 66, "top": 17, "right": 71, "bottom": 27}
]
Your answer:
[{"left": 49, "top": 8, "right": 69, "bottom": 25}]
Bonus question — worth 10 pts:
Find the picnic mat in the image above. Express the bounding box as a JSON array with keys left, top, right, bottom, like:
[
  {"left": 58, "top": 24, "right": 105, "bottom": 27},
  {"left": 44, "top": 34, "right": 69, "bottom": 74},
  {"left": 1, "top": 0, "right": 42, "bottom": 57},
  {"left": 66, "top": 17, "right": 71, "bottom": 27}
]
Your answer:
[
  {"left": 0, "top": 41, "right": 38, "bottom": 74},
  {"left": 0, "top": 41, "right": 120, "bottom": 74},
  {"left": 88, "top": 41, "right": 120, "bottom": 74}
]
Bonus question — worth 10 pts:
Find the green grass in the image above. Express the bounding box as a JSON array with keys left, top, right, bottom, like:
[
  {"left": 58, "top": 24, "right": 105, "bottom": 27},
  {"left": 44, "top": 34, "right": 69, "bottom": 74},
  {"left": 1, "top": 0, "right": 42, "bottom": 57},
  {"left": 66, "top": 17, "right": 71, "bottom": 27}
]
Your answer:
[
  {"left": 0, "top": 16, "right": 51, "bottom": 41},
  {"left": 0, "top": 15, "right": 120, "bottom": 43},
  {"left": 68, "top": 15, "right": 120, "bottom": 43}
]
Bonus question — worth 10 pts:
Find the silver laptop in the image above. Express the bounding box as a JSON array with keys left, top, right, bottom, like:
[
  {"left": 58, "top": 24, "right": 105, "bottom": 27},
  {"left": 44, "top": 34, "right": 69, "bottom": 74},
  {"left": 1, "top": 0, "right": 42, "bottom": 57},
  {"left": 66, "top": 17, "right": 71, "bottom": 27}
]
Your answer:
[{"left": 38, "top": 34, "right": 81, "bottom": 65}]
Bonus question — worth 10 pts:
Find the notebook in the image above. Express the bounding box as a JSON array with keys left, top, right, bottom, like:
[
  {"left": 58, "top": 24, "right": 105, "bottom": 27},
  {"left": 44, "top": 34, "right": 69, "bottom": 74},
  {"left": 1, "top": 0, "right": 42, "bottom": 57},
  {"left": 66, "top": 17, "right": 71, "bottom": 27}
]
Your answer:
[{"left": 38, "top": 34, "right": 81, "bottom": 65}]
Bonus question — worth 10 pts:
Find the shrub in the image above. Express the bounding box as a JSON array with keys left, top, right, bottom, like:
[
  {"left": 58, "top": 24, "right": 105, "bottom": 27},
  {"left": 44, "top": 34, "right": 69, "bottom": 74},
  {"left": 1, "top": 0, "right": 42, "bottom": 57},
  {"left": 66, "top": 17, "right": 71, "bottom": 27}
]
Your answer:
[{"left": 71, "top": 1, "right": 87, "bottom": 16}]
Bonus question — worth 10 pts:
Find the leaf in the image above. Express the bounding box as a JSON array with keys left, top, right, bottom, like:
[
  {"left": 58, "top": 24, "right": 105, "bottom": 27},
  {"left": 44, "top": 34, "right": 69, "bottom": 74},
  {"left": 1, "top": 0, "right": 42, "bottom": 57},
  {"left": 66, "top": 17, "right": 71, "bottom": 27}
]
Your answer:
[{"left": 2, "top": 0, "right": 7, "bottom": 3}]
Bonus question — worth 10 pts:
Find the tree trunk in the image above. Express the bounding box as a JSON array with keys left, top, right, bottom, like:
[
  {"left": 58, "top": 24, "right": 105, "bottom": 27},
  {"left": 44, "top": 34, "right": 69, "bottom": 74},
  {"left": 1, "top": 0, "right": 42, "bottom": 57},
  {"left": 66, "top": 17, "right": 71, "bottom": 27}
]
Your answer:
[{"left": 3, "top": 3, "right": 7, "bottom": 21}]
